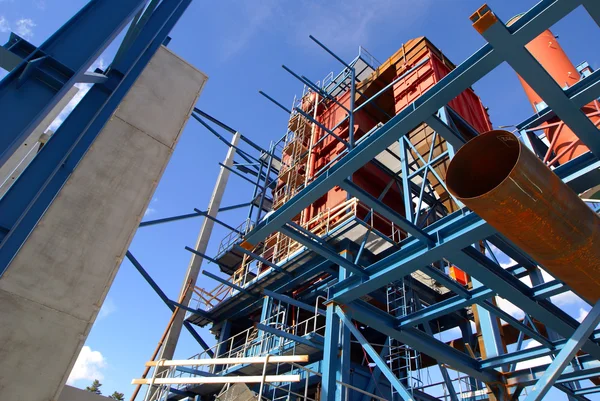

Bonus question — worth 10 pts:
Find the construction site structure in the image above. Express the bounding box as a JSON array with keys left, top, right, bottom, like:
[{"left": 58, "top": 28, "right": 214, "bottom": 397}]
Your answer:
[{"left": 1, "top": 1, "right": 600, "bottom": 401}]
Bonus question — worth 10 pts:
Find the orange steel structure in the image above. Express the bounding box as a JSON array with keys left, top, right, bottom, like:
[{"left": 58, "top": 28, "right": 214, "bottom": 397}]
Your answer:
[
  {"left": 509, "top": 15, "right": 600, "bottom": 165},
  {"left": 447, "top": 130, "right": 600, "bottom": 304},
  {"left": 281, "top": 37, "right": 493, "bottom": 241}
]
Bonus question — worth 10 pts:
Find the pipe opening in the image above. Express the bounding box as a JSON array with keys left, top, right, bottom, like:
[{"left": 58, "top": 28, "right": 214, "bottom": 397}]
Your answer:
[{"left": 447, "top": 130, "right": 521, "bottom": 199}]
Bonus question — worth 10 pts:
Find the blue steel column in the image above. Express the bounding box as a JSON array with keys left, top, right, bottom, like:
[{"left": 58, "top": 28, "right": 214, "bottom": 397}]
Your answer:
[
  {"left": 529, "top": 266, "right": 582, "bottom": 399},
  {"left": 399, "top": 138, "right": 414, "bottom": 223},
  {"left": 259, "top": 295, "right": 272, "bottom": 354},
  {"left": 525, "top": 301, "right": 600, "bottom": 401},
  {"left": 472, "top": 276, "right": 505, "bottom": 362},
  {"left": 475, "top": 4, "right": 600, "bottom": 158},
  {"left": 321, "top": 301, "right": 341, "bottom": 401},
  {"left": 0, "top": 0, "right": 192, "bottom": 274},
  {"left": 336, "top": 306, "right": 415, "bottom": 401},
  {"left": 338, "top": 251, "right": 351, "bottom": 401},
  {"left": 0, "top": 0, "right": 147, "bottom": 167}
]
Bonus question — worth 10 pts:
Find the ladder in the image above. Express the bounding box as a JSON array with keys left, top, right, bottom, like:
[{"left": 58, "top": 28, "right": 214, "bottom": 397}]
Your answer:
[{"left": 386, "top": 280, "right": 422, "bottom": 399}]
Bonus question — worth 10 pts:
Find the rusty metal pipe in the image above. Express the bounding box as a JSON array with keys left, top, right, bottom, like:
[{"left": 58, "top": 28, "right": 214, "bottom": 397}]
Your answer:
[{"left": 446, "top": 130, "right": 600, "bottom": 303}]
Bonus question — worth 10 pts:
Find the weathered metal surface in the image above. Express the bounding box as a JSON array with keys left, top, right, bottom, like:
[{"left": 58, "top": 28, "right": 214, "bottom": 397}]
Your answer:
[{"left": 447, "top": 130, "right": 600, "bottom": 303}]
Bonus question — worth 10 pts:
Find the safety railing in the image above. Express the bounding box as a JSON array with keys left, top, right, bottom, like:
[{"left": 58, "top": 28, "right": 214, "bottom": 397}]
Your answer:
[
  {"left": 358, "top": 45, "right": 382, "bottom": 70},
  {"left": 215, "top": 218, "right": 253, "bottom": 259},
  {"left": 195, "top": 197, "right": 407, "bottom": 311}
]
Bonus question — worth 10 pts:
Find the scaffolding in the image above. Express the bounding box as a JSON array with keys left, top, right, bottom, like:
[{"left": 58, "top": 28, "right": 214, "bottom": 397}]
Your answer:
[{"left": 127, "top": 2, "right": 600, "bottom": 401}]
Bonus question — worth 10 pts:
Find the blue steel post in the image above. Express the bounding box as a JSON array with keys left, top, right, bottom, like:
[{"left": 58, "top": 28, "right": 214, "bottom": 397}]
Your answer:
[
  {"left": 258, "top": 295, "right": 272, "bottom": 354},
  {"left": 525, "top": 301, "right": 600, "bottom": 401},
  {"left": 475, "top": 4, "right": 600, "bottom": 158},
  {"left": 337, "top": 251, "right": 351, "bottom": 401},
  {"left": 321, "top": 302, "right": 341, "bottom": 401},
  {"left": 399, "top": 137, "right": 414, "bottom": 223},
  {"left": 0, "top": 0, "right": 148, "bottom": 167},
  {"left": 0, "top": 0, "right": 193, "bottom": 275},
  {"left": 336, "top": 306, "right": 415, "bottom": 401},
  {"left": 471, "top": 275, "right": 505, "bottom": 362}
]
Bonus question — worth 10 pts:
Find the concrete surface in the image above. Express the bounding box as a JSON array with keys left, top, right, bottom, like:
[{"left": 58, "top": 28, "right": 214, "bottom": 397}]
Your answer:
[
  {"left": 58, "top": 386, "right": 111, "bottom": 401},
  {"left": 0, "top": 46, "right": 207, "bottom": 401}
]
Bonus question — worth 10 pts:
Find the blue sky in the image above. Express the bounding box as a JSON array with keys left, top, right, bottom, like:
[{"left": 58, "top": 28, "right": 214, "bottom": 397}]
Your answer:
[{"left": 1, "top": 0, "right": 600, "bottom": 399}]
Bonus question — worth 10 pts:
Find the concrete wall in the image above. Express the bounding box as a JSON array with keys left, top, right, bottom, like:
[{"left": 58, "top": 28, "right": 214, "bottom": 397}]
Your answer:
[
  {"left": 0, "top": 46, "right": 207, "bottom": 401},
  {"left": 58, "top": 386, "right": 111, "bottom": 401}
]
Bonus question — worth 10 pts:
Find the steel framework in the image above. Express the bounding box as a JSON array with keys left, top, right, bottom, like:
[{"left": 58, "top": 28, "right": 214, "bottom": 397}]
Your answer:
[
  {"left": 126, "top": 1, "right": 600, "bottom": 400},
  {"left": 3, "top": 0, "right": 600, "bottom": 400}
]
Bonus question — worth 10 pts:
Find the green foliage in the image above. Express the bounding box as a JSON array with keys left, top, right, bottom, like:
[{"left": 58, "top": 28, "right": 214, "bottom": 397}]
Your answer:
[
  {"left": 109, "top": 391, "right": 125, "bottom": 400},
  {"left": 85, "top": 379, "right": 102, "bottom": 395}
]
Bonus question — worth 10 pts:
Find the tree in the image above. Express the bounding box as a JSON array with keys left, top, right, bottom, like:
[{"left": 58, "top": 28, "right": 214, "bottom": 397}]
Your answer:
[
  {"left": 109, "top": 391, "right": 125, "bottom": 400},
  {"left": 85, "top": 379, "right": 102, "bottom": 395}
]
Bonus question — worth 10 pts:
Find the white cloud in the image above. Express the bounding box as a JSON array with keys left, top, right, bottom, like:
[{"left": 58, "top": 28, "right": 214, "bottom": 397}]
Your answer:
[
  {"left": 15, "top": 18, "right": 35, "bottom": 39},
  {"left": 47, "top": 58, "right": 106, "bottom": 132},
  {"left": 515, "top": 340, "right": 552, "bottom": 370},
  {"left": 577, "top": 307, "right": 589, "bottom": 323},
  {"left": 551, "top": 291, "right": 584, "bottom": 307},
  {"left": 0, "top": 16, "right": 10, "bottom": 33},
  {"left": 67, "top": 346, "right": 107, "bottom": 385},
  {"left": 496, "top": 297, "right": 525, "bottom": 320},
  {"left": 98, "top": 297, "right": 116, "bottom": 320},
  {"left": 143, "top": 197, "right": 159, "bottom": 217},
  {"left": 289, "top": 0, "right": 431, "bottom": 54},
  {"left": 220, "top": 0, "right": 278, "bottom": 61}
]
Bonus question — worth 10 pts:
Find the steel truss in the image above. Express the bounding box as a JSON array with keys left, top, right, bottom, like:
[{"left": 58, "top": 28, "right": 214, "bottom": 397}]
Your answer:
[{"left": 4, "top": 0, "right": 600, "bottom": 400}]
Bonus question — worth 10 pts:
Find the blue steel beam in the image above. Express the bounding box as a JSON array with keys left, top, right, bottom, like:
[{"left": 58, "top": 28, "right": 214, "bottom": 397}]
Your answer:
[
  {"left": 243, "top": 0, "right": 579, "bottom": 248},
  {"left": 233, "top": 245, "right": 292, "bottom": 276},
  {"left": 255, "top": 323, "right": 323, "bottom": 350},
  {"left": 202, "top": 270, "right": 256, "bottom": 298},
  {"left": 263, "top": 289, "right": 325, "bottom": 316},
  {"left": 227, "top": 258, "right": 336, "bottom": 321},
  {"left": 395, "top": 266, "right": 529, "bottom": 329},
  {"left": 479, "top": 300, "right": 552, "bottom": 348},
  {"left": 339, "top": 179, "right": 435, "bottom": 246},
  {"left": 125, "top": 251, "right": 213, "bottom": 355},
  {"left": 331, "top": 211, "right": 495, "bottom": 303},
  {"left": 450, "top": 248, "right": 600, "bottom": 362},
  {"left": 360, "top": 337, "right": 390, "bottom": 401},
  {"left": 321, "top": 303, "right": 340, "bottom": 401},
  {"left": 192, "top": 108, "right": 274, "bottom": 158},
  {"left": 342, "top": 300, "right": 501, "bottom": 384},
  {"left": 140, "top": 211, "right": 201, "bottom": 227},
  {"left": 185, "top": 247, "right": 232, "bottom": 272},
  {"left": 524, "top": 301, "right": 600, "bottom": 401},
  {"left": 477, "top": 5, "right": 600, "bottom": 158},
  {"left": 425, "top": 114, "right": 466, "bottom": 149},
  {"left": 488, "top": 337, "right": 600, "bottom": 372},
  {"left": 517, "top": 69, "right": 600, "bottom": 131},
  {"left": 0, "top": 0, "right": 147, "bottom": 167},
  {"left": 279, "top": 225, "right": 367, "bottom": 278},
  {"left": 193, "top": 209, "right": 242, "bottom": 234},
  {"left": 0, "top": 0, "right": 192, "bottom": 274},
  {"left": 336, "top": 307, "right": 416, "bottom": 401},
  {"left": 582, "top": 0, "right": 600, "bottom": 27}
]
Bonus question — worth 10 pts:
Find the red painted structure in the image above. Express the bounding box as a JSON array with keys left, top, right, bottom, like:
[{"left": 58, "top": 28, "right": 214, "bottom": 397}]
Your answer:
[
  {"left": 508, "top": 15, "right": 600, "bottom": 165},
  {"left": 292, "top": 37, "right": 492, "bottom": 239}
]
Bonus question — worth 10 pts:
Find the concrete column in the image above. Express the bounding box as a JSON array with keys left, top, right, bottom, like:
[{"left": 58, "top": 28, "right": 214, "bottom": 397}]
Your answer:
[
  {"left": 0, "top": 46, "right": 208, "bottom": 401},
  {"left": 159, "top": 130, "right": 240, "bottom": 362}
]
